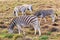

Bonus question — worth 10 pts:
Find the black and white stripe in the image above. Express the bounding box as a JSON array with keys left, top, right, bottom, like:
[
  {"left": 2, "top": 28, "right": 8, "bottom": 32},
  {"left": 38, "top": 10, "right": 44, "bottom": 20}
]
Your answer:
[
  {"left": 8, "top": 15, "right": 41, "bottom": 36},
  {"left": 13, "top": 4, "right": 33, "bottom": 16},
  {"left": 13, "top": 6, "right": 26, "bottom": 16}
]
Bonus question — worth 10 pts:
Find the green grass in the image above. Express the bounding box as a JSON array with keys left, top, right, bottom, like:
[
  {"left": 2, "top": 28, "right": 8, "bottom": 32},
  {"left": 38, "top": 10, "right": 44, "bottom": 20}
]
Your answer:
[
  {"left": 0, "top": 33, "right": 14, "bottom": 38},
  {"left": 39, "top": 35, "right": 49, "bottom": 40},
  {"left": 0, "top": 0, "right": 60, "bottom": 40},
  {"left": 46, "top": 31, "right": 52, "bottom": 35}
]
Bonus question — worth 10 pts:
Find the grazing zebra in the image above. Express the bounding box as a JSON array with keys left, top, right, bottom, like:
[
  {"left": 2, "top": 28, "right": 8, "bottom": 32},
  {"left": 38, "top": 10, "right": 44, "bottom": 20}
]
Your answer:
[
  {"left": 34, "top": 9, "right": 58, "bottom": 22},
  {"left": 8, "top": 15, "right": 41, "bottom": 36},
  {"left": 13, "top": 4, "right": 33, "bottom": 16}
]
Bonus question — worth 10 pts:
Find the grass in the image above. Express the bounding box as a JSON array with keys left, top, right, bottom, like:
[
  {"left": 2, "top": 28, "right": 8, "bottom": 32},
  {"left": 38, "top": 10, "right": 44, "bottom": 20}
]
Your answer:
[
  {"left": 13, "top": 34, "right": 23, "bottom": 40},
  {"left": 1, "top": 29, "right": 8, "bottom": 33},
  {"left": 0, "top": 0, "right": 60, "bottom": 40},
  {"left": 0, "top": 33, "right": 14, "bottom": 38},
  {"left": 46, "top": 31, "right": 52, "bottom": 35},
  {"left": 39, "top": 35, "right": 49, "bottom": 40}
]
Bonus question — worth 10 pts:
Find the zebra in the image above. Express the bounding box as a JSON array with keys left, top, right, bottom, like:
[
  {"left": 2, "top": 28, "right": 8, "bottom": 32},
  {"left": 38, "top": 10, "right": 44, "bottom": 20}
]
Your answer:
[
  {"left": 34, "top": 9, "right": 58, "bottom": 22},
  {"left": 22, "top": 4, "right": 33, "bottom": 12},
  {"left": 8, "top": 15, "right": 41, "bottom": 36},
  {"left": 13, "top": 4, "right": 33, "bottom": 16}
]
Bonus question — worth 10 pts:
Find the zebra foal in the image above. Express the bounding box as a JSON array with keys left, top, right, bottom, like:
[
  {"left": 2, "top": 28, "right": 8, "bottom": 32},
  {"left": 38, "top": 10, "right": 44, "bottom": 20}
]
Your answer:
[
  {"left": 34, "top": 9, "right": 58, "bottom": 22},
  {"left": 8, "top": 15, "right": 41, "bottom": 36},
  {"left": 13, "top": 4, "right": 33, "bottom": 16}
]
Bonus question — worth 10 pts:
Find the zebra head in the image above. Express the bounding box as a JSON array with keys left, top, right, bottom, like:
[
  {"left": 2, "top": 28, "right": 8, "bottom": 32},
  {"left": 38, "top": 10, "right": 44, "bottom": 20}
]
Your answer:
[
  {"left": 8, "top": 28, "right": 13, "bottom": 34},
  {"left": 8, "top": 24, "right": 14, "bottom": 34},
  {"left": 34, "top": 11, "right": 42, "bottom": 18},
  {"left": 8, "top": 19, "right": 16, "bottom": 34},
  {"left": 28, "top": 5, "right": 33, "bottom": 12}
]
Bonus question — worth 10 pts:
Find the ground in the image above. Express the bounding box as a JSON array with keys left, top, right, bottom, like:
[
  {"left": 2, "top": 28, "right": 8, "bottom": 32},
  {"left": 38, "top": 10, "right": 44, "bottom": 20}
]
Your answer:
[{"left": 0, "top": 0, "right": 60, "bottom": 40}]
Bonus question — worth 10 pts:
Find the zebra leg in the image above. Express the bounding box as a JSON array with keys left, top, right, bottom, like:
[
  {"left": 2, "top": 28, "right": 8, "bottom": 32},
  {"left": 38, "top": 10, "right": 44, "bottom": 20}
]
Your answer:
[
  {"left": 34, "top": 23, "right": 41, "bottom": 36},
  {"left": 22, "top": 27, "right": 25, "bottom": 35},
  {"left": 21, "top": 7, "right": 26, "bottom": 15},
  {"left": 37, "top": 21, "right": 41, "bottom": 36},
  {"left": 50, "top": 14, "right": 55, "bottom": 22},
  {"left": 33, "top": 20, "right": 41, "bottom": 36},
  {"left": 40, "top": 15, "right": 43, "bottom": 22},
  {"left": 16, "top": 24, "right": 21, "bottom": 34},
  {"left": 16, "top": 24, "right": 25, "bottom": 35},
  {"left": 31, "top": 23, "right": 37, "bottom": 35},
  {"left": 22, "top": 12, "right": 26, "bottom": 15},
  {"left": 44, "top": 18, "right": 46, "bottom": 22},
  {"left": 34, "top": 26, "right": 37, "bottom": 35},
  {"left": 15, "top": 12, "right": 18, "bottom": 17}
]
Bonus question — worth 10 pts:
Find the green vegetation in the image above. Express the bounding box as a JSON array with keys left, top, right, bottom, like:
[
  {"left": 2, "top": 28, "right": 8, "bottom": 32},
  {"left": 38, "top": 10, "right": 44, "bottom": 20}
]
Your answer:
[
  {"left": 0, "top": 33, "right": 14, "bottom": 38},
  {"left": 0, "top": 0, "right": 60, "bottom": 40},
  {"left": 39, "top": 35, "right": 49, "bottom": 40},
  {"left": 13, "top": 34, "right": 23, "bottom": 40},
  {"left": 46, "top": 31, "right": 52, "bottom": 35},
  {"left": 2, "top": 29, "right": 8, "bottom": 33}
]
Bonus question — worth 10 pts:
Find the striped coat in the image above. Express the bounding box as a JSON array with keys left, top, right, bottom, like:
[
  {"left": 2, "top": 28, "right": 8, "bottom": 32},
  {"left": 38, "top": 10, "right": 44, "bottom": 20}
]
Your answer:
[
  {"left": 14, "top": 6, "right": 26, "bottom": 16},
  {"left": 34, "top": 9, "right": 58, "bottom": 22},
  {"left": 13, "top": 4, "right": 33, "bottom": 16},
  {"left": 8, "top": 15, "right": 41, "bottom": 36}
]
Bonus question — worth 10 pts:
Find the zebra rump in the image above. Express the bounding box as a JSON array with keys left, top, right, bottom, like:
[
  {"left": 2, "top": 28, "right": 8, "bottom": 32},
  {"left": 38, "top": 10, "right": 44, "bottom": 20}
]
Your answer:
[{"left": 8, "top": 15, "right": 41, "bottom": 36}]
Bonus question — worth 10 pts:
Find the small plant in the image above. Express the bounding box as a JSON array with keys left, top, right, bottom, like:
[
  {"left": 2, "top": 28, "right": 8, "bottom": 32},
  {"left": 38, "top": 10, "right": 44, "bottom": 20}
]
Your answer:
[
  {"left": 39, "top": 35, "right": 49, "bottom": 40},
  {"left": 13, "top": 34, "right": 23, "bottom": 40},
  {"left": 0, "top": 33, "right": 14, "bottom": 38},
  {"left": 0, "top": 33, "right": 7, "bottom": 38},
  {"left": 2, "top": 29, "right": 8, "bottom": 33},
  {"left": 5, "top": 34, "right": 14, "bottom": 38},
  {"left": 33, "top": 37, "right": 39, "bottom": 40},
  {"left": 47, "top": 31, "right": 52, "bottom": 35}
]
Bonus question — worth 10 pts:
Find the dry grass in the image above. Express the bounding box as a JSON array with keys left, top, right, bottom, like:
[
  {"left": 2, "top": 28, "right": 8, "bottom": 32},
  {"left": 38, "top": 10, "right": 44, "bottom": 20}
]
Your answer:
[{"left": 0, "top": 0, "right": 60, "bottom": 40}]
